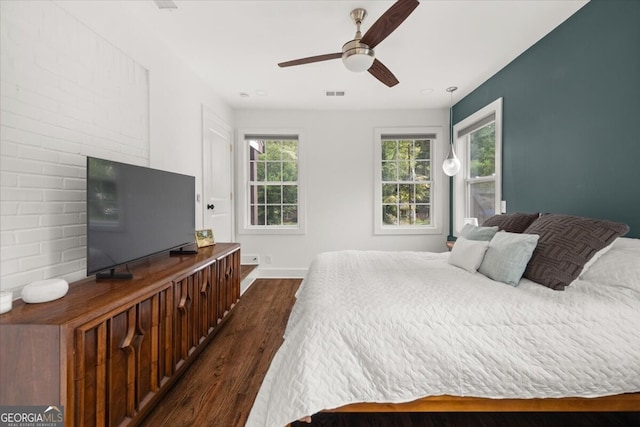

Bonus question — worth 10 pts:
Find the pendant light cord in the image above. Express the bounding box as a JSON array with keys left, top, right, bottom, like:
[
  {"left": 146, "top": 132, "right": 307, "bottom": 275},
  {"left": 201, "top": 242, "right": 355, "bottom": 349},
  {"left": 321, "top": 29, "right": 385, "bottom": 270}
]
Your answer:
[{"left": 446, "top": 86, "right": 457, "bottom": 146}]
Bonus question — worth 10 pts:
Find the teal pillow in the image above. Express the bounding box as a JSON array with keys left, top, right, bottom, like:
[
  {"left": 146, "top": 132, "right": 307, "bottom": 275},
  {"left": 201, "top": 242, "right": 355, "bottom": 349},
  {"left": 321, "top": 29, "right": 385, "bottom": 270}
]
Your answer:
[
  {"left": 459, "top": 223, "right": 499, "bottom": 241},
  {"left": 478, "top": 231, "right": 539, "bottom": 286}
]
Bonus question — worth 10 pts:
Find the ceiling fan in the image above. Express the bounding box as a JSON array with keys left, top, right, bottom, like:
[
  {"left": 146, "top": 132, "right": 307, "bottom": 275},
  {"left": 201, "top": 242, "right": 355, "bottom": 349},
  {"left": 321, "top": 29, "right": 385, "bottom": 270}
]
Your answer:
[{"left": 278, "top": 0, "right": 420, "bottom": 87}]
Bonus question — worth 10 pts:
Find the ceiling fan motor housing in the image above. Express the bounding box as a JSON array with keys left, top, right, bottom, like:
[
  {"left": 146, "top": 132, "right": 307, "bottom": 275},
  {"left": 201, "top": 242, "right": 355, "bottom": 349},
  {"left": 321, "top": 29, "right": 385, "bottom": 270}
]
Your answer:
[{"left": 342, "top": 40, "right": 375, "bottom": 72}]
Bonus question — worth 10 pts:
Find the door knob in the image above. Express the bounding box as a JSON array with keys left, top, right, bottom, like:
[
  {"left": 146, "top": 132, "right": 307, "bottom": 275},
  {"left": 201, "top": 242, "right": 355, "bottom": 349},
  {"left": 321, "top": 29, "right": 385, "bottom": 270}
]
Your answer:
[{"left": 207, "top": 204, "right": 215, "bottom": 210}]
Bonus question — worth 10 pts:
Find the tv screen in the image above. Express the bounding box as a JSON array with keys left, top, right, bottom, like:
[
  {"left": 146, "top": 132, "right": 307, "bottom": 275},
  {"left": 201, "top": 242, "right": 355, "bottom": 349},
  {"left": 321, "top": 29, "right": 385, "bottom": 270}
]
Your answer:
[{"left": 86, "top": 157, "right": 196, "bottom": 278}]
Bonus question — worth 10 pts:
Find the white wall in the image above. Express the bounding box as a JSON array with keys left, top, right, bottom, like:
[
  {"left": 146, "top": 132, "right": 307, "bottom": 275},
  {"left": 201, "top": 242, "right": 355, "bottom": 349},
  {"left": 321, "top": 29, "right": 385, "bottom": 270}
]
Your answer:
[
  {"left": 235, "top": 109, "right": 451, "bottom": 277},
  {"left": 0, "top": 0, "right": 233, "bottom": 294},
  {"left": 0, "top": 1, "right": 448, "bottom": 292},
  {"left": 53, "top": 0, "right": 234, "bottom": 224}
]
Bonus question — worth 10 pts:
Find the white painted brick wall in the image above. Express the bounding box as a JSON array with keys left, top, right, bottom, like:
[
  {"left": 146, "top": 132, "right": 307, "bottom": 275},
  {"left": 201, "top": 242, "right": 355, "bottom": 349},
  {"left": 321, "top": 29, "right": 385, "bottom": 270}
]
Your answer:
[{"left": 0, "top": 0, "right": 149, "bottom": 293}]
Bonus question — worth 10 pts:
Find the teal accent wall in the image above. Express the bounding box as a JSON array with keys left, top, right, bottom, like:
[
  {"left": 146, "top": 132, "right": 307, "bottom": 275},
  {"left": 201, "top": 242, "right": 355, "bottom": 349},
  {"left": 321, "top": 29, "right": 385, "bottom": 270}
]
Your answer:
[{"left": 453, "top": 0, "right": 640, "bottom": 238}]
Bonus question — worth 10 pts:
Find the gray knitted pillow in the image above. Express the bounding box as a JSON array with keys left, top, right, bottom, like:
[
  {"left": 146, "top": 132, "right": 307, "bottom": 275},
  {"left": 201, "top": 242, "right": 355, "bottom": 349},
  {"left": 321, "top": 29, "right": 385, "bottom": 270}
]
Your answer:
[
  {"left": 523, "top": 214, "right": 629, "bottom": 290},
  {"left": 482, "top": 212, "right": 540, "bottom": 233}
]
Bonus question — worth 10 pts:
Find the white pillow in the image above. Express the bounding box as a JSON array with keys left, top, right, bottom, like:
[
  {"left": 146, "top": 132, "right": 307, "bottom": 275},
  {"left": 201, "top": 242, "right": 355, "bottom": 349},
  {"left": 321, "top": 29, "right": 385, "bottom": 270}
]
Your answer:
[
  {"left": 579, "top": 237, "right": 640, "bottom": 289},
  {"left": 448, "top": 237, "right": 489, "bottom": 273},
  {"left": 478, "top": 231, "right": 539, "bottom": 286},
  {"left": 577, "top": 237, "right": 617, "bottom": 279}
]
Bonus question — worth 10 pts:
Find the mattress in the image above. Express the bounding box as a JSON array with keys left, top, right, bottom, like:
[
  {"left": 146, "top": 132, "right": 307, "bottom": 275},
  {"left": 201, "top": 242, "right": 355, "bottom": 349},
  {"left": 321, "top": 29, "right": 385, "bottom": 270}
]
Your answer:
[{"left": 246, "top": 249, "right": 640, "bottom": 427}]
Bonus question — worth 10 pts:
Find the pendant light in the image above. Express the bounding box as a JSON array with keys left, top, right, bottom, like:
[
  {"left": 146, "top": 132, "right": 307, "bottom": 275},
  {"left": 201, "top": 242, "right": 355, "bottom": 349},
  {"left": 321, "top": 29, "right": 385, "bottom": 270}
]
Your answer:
[{"left": 442, "top": 86, "right": 461, "bottom": 176}]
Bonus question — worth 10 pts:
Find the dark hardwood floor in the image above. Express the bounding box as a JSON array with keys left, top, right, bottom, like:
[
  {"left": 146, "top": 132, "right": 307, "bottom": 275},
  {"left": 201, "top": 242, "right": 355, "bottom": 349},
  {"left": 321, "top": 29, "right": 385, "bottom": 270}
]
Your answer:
[
  {"left": 140, "top": 279, "right": 639, "bottom": 427},
  {"left": 139, "top": 278, "right": 300, "bottom": 427}
]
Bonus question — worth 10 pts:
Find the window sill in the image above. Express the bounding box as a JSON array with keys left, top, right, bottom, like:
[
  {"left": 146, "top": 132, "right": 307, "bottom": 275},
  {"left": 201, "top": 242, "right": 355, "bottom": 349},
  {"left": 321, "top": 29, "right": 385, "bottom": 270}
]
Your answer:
[
  {"left": 374, "top": 226, "right": 443, "bottom": 235},
  {"left": 238, "top": 226, "right": 305, "bottom": 236}
]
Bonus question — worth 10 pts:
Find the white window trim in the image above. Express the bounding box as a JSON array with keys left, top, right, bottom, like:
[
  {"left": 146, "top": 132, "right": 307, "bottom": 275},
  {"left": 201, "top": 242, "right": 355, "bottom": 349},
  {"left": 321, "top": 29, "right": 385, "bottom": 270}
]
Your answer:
[
  {"left": 236, "top": 128, "right": 306, "bottom": 235},
  {"left": 452, "top": 98, "right": 503, "bottom": 235},
  {"left": 374, "top": 126, "right": 444, "bottom": 235}
]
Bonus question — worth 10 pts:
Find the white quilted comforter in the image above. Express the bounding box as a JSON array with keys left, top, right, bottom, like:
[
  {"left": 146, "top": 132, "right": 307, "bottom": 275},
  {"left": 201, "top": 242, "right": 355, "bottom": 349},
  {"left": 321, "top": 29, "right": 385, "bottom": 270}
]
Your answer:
[{"left": 247, "top": 250, "right": 640, "bottom": 427}]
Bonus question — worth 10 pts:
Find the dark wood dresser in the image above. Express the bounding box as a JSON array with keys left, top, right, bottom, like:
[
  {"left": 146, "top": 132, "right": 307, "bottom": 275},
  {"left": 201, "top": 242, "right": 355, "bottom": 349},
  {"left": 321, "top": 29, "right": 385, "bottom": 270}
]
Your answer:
[{"left": 0, "top": 243, "right": 240, "bottom": 427}]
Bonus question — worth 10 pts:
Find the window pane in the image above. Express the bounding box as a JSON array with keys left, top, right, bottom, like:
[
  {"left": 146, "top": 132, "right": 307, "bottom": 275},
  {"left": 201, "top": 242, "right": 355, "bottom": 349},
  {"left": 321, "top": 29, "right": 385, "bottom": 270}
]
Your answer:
[
  {"left": 282, "top": 162, "right": 297, "bottom": 181},
  {"left": 266, "top": 162, "right": 281, "bottom": 181},
  {"left": 469, "top": 122, "right": 495, "bottom": 178},
  {"left": 249, "top": 145, "right": 261, "bottom": 161},
  {"left": 398, "top": 140, "right": 411, "bottom": 160},
  {"left": 382, "top": 184, "right": 398, "bottom": 203},
  {"left": 414, "top": 160, "right": 430, "bottom": 181},
  {"left": 256, "top": 162, "right": 265, "bottom": 181},
  {"left": 249, "top": 185, "right": 265, "bottom": 204},
  {"left": 383, "top": 205, "right": 398, "bottom": 225},
  {"left": 381, "top": 140, "right": 397, "bottom": 160},
  {"left": 381, "top": 161, "right": 397, "bottom": 181},
  {"left": 399, "top": 184, "right": 413, "bottom": 203},
  {"left": 398, "top": 205, "right": 413, "bottom": 225},
  {"left": 398, "top": 160, "right": 411, "bottom": 181},
  {"left": 266, "top": 206, "right": 281, "bottom": 225},
  {"left": 266, "top": 185, "right": 281, "bottom": 204},
  {"left": 415, "top": 139, "right": 430, "bottom": 160},
  {"left": 256, "top": 205, "right": 266, "bottom": 225},
  {"left": 282, "top": 185, "right": 297, "bottom": 204},
  {"left": 265, "top": 141, "right": 281, "bottom": 160},
  {"left": 283, "top": 205, "right": 297, "bottom": 225},
  {"left": 415, "top": 205, "right": 430, "bottom": 225},
  {"left": 414, "top": 183, "right": 430, "bottom": 203},
  {"left": 469, "top": 181, "right": 496, "bottom": 225},
  {"left": 281, "top": 140, "right": 297, "bottom": 161},
  {"left": 249, "top": 161, "right": 257, "bottom": 180}
]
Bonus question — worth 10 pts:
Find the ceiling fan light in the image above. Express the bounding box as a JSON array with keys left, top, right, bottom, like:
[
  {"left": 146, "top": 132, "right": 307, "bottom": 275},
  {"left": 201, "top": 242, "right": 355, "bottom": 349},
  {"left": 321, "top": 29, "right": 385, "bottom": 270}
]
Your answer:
[
  {"left": 342, "top": 52, "right": 374, "bottom": 72},
  {"left": 342, "top": 41, "right": 375, "bottom": 72}
]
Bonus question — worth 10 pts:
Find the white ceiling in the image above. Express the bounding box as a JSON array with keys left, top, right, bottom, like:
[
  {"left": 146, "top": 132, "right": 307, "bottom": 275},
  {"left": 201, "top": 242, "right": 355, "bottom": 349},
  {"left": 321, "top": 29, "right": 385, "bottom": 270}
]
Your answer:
[{"left": 56, "top": 0, "right": 588, "bottom": 110}]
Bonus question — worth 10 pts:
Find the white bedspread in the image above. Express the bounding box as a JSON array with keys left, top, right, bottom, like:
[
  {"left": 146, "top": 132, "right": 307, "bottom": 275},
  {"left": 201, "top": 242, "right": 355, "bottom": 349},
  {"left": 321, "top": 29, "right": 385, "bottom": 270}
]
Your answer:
[{"left": 246, "top": 250, "right": 640, "bottom": 427}]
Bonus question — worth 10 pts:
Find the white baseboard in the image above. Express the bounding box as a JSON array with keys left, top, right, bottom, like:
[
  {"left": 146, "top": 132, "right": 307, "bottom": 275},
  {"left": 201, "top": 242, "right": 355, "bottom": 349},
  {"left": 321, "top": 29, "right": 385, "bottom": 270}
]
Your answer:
[
  {"left": 240, "top": 276, "right": 257, "bottom": 295},
  {"left": 240, "top": 262, "right": 259, "bottom": 295}
]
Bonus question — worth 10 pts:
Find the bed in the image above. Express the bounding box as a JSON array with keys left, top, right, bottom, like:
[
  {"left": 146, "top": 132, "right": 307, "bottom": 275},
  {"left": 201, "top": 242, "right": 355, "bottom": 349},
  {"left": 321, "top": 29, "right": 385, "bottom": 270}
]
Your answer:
[{"left": 246, "top": 214, "right": 640, "bottom": 427}]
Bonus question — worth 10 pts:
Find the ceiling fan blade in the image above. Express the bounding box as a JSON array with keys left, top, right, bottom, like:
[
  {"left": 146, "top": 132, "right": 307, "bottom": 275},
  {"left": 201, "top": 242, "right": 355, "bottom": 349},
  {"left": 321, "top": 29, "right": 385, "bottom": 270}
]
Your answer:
[
  {"left": 368, "top": 59, "right": 399, "bottom": 87},
  {"left": 360, "top": 0, "right": 419, "bottom": 49},
  {"left": 278, "top": 53, "right": 342, "bottom": 68}
]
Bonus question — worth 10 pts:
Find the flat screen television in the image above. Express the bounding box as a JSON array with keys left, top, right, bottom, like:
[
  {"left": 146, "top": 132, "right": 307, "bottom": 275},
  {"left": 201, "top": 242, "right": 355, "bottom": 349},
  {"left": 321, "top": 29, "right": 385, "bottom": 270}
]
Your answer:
[{"left": 86, "top": 156, "right": 196, "bottom": 279}]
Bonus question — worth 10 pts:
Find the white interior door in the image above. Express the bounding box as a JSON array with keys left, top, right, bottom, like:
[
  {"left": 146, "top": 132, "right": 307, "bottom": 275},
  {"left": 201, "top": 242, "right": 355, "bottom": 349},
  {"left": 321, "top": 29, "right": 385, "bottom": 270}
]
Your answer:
[{"left": 202, "top": 106, "right": 234, "bottom": 242}]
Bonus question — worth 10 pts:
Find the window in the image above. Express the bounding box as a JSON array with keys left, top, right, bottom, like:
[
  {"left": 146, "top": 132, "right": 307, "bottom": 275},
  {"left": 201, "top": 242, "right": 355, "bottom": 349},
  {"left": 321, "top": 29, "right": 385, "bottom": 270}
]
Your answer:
[
  {"left": 238, "top": 132, "right": 305, "bottom": 234},
  {"left": 453, "top": 98, "right": 502, "bottom": 234},
  {"left": 374, "top": 127, "right": 443, "bottom": 235}
]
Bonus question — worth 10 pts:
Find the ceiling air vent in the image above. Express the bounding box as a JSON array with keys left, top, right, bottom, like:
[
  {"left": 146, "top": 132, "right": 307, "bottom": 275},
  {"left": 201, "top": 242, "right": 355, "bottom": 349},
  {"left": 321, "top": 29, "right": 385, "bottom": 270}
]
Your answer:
[
  {"left": 153, "top": 0, "right": 178, "bottom": 10},
  {"left": 325, "top": 91, "right": 346, "bottom": 97}
]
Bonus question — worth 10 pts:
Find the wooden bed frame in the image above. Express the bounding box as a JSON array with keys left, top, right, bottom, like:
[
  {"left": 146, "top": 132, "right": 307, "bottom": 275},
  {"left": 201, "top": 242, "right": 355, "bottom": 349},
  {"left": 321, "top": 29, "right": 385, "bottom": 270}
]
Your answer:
[
  {"left": 329, "top": 393, "right": 640, "bottom": 412},
  {"left": 283, "top": 393, "right": 640, "bottom": 426}
]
